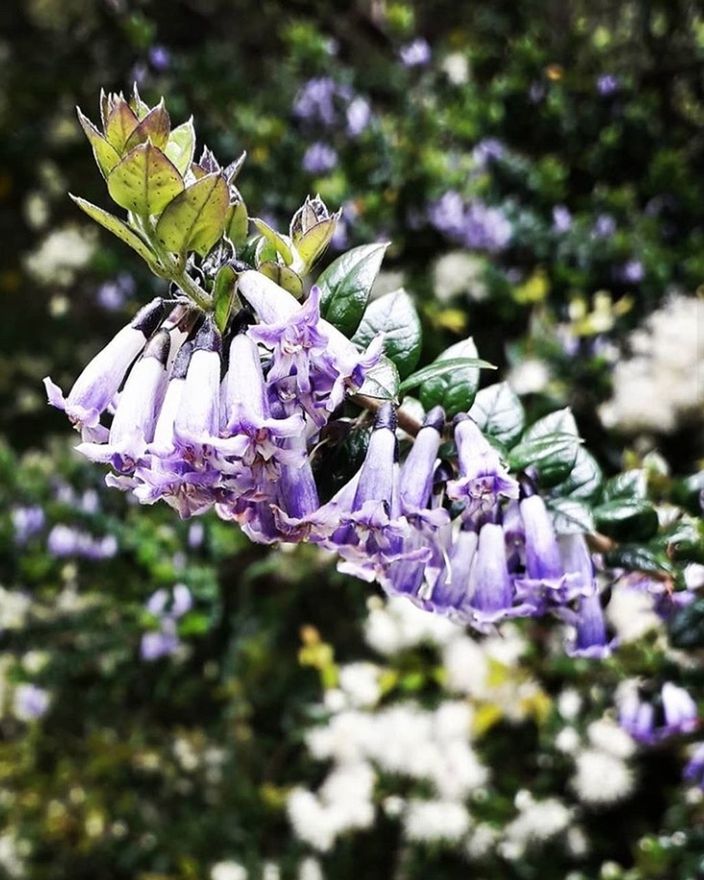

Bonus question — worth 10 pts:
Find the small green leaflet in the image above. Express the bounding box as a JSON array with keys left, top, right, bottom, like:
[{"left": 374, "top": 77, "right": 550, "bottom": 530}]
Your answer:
[
  {"left": 317, "top": 243, "right": 388, "bottom": 337},
  {"left": 469, "top": 382, "right": 525, "bottom": 446},
  {"left": 352, "top": 288, "right": 422, "bottom": 379}
]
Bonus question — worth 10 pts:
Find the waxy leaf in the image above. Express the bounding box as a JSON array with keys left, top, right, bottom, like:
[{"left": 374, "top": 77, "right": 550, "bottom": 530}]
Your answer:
[
  {"left": 77, "top": 109, "right": 121, "bottom": 178},
  {"left": 124, "top": 100, "right": 171, "bottom": 151},
  {"left": 252, "top": 218, "right": 294, "bottom": 266},
  {"left": 469, "top": 382, "right": 525, "bottom": 446},
  {"left": 555, "top": 447, "right": 603, "bottom": 499},
  {"left": 213, "top": 264, "right": 238, "bottom": 334},
  {"left": 603, "top": 469, "right": 647, "bottom": 502},
  {"left": 605, "top": 545, "right": 675, "bottom": 578},
  {"left": 548, "top": 497, "right": 595, "bottom": 534},
  {"left": 668, "top": 599, "right": 704, "bottom": 650},
  {"left": 508, "top": 433, "right": 581, "bottom": 484},
  {"left": 523, "top": 407, "right": 579, "bottom": 441},
  {"left": 317, "top": 243, "right": 388, "bottom": 337},
  {"left": 258, "top": 262, "right": 303, "bottom": 298},
  {"left": 415, "top": 338, "right": 493, "bottom": 416},
  {"left": 164, "top": 118, "right": 196, "bottom": 176},
  {"left": 104, "top": 98, "right": 140, "bottom": 152},
  {"left": 70, "top": 195, "right": 159, "bottom": 270},
  {"left": 356, "top": 356, "right": 400, "bottom": 401},
  {"left": 155, "top": 172, "right": 229, "bottom": 257},
  {"left": 594, "top": 499, "right": 659, "bottom": 541},
  {"left": 226, "top": 199, "right": 249, "bottom": 249},
  {"left": 107, "top": 142, "right": 184, "bottom": 216},
  {"left": 352, "top": 288, "right": 422, "bottom": 379}
]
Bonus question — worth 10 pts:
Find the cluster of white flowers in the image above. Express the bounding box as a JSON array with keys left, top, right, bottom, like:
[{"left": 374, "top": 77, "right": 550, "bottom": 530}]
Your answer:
[
  {"left": 599, "top": 293, "right": 704, "bottom": 433},
  {"left": 432, "top": 251, "right": 488, "bottom": 302},
  {"left": 23, "top": 225, "right": 97, "bottom": 286},
  {"left": 500, "top": 791, "right": 572, "bottom": 859},
  {"left": 568, "top": 717, "right": 636, "bottom": 807}
]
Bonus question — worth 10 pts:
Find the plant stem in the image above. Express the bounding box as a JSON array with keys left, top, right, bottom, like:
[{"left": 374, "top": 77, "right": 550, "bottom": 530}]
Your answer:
[
  {"left": 139, "top": 216, "right": 213, "bottom": 311},
  {"left": 352, "top": 393, "right": 422, "bottom": 436}
]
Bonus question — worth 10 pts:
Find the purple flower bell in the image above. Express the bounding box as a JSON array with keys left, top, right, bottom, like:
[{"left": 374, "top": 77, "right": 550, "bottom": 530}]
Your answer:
[
  {"left": 77, "top": 329, "right": 171, "bottom": 474},
  {"left": 684, "top": 743, "right": 704, "bottom": 789},
  {"left": 620, "top": 683, "right": 698, "bottom": 744},
  {"left": 44, "top": 298, "right": 165, "bottom": 439},
  {"left": 427, "top": 524, "right": 478, "bottom": 614},
  {"left": 447, "top": 415, "right": 518, "bottom": 516}
]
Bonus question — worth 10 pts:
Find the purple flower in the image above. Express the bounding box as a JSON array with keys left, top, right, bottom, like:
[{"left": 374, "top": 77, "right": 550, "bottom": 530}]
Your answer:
[
  {"left": 47, "top": 524, "right": 118, "bottom": 559},
  {"left": 148, "top": 45, "right": 171, "bottom": 71},
  {"left": 302, "top": 142, "right": 338, "bottom": 174},
  {"left": 552, "top": 205, "right": 572, "bottom": 233},
  {"left": 684, "top": 744, "right": 704, "bottom": 789},
  {"left": 429, "top": 194, "right": 511, "bottom": 253},
  {"left": 620, "top": 683, "right": 698, "bottom": 744},
  {"left": 399, "top": 38, "right": 431, "bottom": 67},
  {"left": 11, "top": 506, "right": 45, "bottom": 543},
  {"left": 559, "top": 534, "right": 615, "bottom": 658},
  {"left": 346, "top": 97, "right": 372, "bottom": 137},
  {"left": 620, "top": 259, "right": 644, "bottom": 284},
  {"left": 76, "top": 329, "right": 171, "bottom": 473},
  {"left": 96, "top": 272, "right": 136, "bottom": 311},
  {"left": 44, "top": 298, "right": 165, "bottom": 437},
  {"left": 592, "top": 214, "right": 616, "bottom": 239},
  {"left": 446, "top": 415, "right": 518, "bottom": 516},
  {"left": 293, "top": 78, "right": 338, "bottom": 125},
  {"left": 141, "top": 625, "right": 180, "bottom": 661},
  {"left": 427, "top": 524, "right": 477, "bottom": 613},
  {"left": 428, "top": 191, "right": 466, "bottom": 239},
  {"left": 597, "top": 74, "right": 619, "bottom": 96},
  {"left": 141, "top": 584, "right": 192, "bottom": 661},
  {"left": 14, "top": 683, "right": 50, "bottom": 721},
  {"left": 472, "top": 138, "right": 505, "bottom": 167}
]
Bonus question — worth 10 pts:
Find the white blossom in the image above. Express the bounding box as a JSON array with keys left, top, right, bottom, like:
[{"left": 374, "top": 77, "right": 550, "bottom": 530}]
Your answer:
[
  {"left": 571, "top": 748, "right": 634, "bottom": 806},
  {"left": 404, "top": 799, "right": 471, "bottom": 843},
  {"left": 432, "top": 251, "right": 487, "bottom": 302},
  {"left": 210, "top": 862, "right": 247, "bottom": 880}
]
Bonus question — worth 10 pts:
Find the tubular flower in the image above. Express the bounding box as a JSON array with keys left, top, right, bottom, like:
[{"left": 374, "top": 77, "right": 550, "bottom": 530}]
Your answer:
[{"left": 619, "top": 683, "right": 699, "bottom": 744}]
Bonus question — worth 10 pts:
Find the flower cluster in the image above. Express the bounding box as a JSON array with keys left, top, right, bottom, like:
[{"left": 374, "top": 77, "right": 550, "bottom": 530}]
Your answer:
[{"left": 46, "top": 271, "right": 614, "bottom": 646}]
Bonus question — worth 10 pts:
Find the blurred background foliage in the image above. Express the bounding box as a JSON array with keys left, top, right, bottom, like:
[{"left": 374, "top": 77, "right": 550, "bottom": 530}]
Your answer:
[{"left": 0, "top": 1, "right": 703, "bottom": 878}]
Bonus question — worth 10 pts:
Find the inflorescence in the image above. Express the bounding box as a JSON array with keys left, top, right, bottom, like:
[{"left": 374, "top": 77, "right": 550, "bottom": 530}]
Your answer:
[{"left": 45, "top": 269, "right": 612, "bottom": 653}]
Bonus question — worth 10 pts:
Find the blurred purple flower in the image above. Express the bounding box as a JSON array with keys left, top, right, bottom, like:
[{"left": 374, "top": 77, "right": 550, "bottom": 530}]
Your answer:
[
  {"left": 399, "top": 38, "right": 431, "bottom": 67},
  {"left": 346, "top": 97, "right": 372, "bottom": 137},
  {"left": 684, "top": 744, "right": 704, "bottom": 789},
  {"left": 472, "top": 138, "right": 505, "bottom": 167},
  {"left": 149, "top": 45, "right": 171, "bottom": 71},
  {"left": 294, "top": 78, "right": 338, "bottom": 125},
  {"left": 12, "top": 506, "right": 45, "bottom": 544},
  {"left": 302, "top": 142, "right": 338, "bottom": 174},
  {"left": 47, "top": 524, "right": 118, "bottom": 559},
  {"left": 597, "top": 74, "right": 619, "bottom": 96},
  {"left": 552, "top": 205, "right": 572, "bottom": 232},
  {"left": 14, "top": 684, "right": 50, "bottom": 721},
  {"left": 592, "top": 214, "right": 616, "bottom": 238},
  {"left": 620, "top": 259, "right": 644, "bottom": 284}
]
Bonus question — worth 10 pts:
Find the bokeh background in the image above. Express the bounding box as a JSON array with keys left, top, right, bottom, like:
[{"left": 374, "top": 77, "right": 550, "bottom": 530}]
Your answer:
[{"left": 1, "top": 1, "right": 704, "bottom": 878}]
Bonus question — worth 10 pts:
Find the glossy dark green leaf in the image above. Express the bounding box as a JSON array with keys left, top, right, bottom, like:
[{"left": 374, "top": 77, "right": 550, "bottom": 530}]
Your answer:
[
  {"left": 70, "top": 195, "right": 159, "bottom": 270},
  {"left": 155, "top": 172, "right": 229, "bottom": 256},
  {"left": 414, "top": 338, "right": 494, "bottom": 416},
  {"left": 594, "top": 499, "right": 659, "bottom": 541},
  {"left": 668, "top": 599, "right": 704, "bottom": 649},
  {"left": 555, "top": 447, "right": 603, "bottom": 499},
  {"left": 469, "top": 382, "right": 525, "bottom": 446},
  {"left": 508, "top": 433, "right": 580, "bottom": 484},
  {"left": 317, "top": 243, "right": 388, "bottom": 337},
  {"left": 603, "top": 469, "right": 647, "bottom": 502},
  {"left": 548, "top": 497, "right": 595, "bottom": 534},
  {"left": 523, "top": 407, "right": 579, "bottom": 441},
  {"left": 355, "top": 356, "right": 400, "bottom": 401},
  {"left": 604, "top": 545, "right": 675, "bottom": 577},
  {"left": 107, "top": 142, "right": 184, "bottom": 216},
  {"left": 352, "top": 289, "right": 422, "bottom": 378}
]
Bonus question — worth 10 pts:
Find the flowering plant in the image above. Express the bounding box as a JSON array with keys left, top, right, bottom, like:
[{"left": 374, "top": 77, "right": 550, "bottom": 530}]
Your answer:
[{"left": 44, "top": 90, "right": 700, "bottom": 659}]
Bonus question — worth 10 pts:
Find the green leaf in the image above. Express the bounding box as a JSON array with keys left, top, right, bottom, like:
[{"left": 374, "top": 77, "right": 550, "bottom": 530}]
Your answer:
[
  {"left": 258, "top": 262, "right": 303, "bottom": 298},
  {"left": 226, "top": 199, "right": 249, "bottom": 249},
  {"left": 70, "top": 195, "right": 159, "bottom": 270},
  {"left": 317, "top": 243, "right": 388, "bottom": 337},
  {"left": 523, "top": 407, "right": 579, "bottom": 442},
  {"left": 76, "top": 109, "right": 121, "bottom": 178},
  {"left": 252, "top": 218, "right": 294, "bottom": 266},
  {"left": 548, "top": 497, "right": 595, "bottom": 534},
  {"left": 124, "top": 99, "right": 171, "bottom": 151},
  {"left": 469, "top": 382, "right": 525, "bottom": 446},
  {"left": 164, "top": 118, "right": 196, "bottom": 176},
  {"left": 555, "top": 447, "right": 603, "bottom": 499},
  {"left": 155, "top": 172, "right": 229, "bottom": 257},
  {"left": 356, "top": 356, "right": 400, "bottom": 401},
  {"left": 669, "top": 599, "right": 704, "bottom": 649},
  {"left": 594, "top": 499, "right": 659, "bottom": 541},
  {"left": 603, "top": 470, "right": 647, "bottom": 502},
  {"left": 104, "top": 98, "right": 140, "bottom": 152},
  {"left": 605, "top": 545, "right": 675, "bottom": 577},
  {"left": 213, "top": 264, "right": 238, "bottom": 333},
  {"left": 414, "top": 338, "right": 493, "bottom": 415},
  {"left": 508, "top": 433, "right": 581, "bottom": 484},
  {"left": 107, "top": 142, "right": 184, "bottom": 216},
  {"left": 296, "top": 215, "right": 339, "bottom": 268},
  {"left": 352, "top": 289, "right": 422, "bottom": 378}
]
